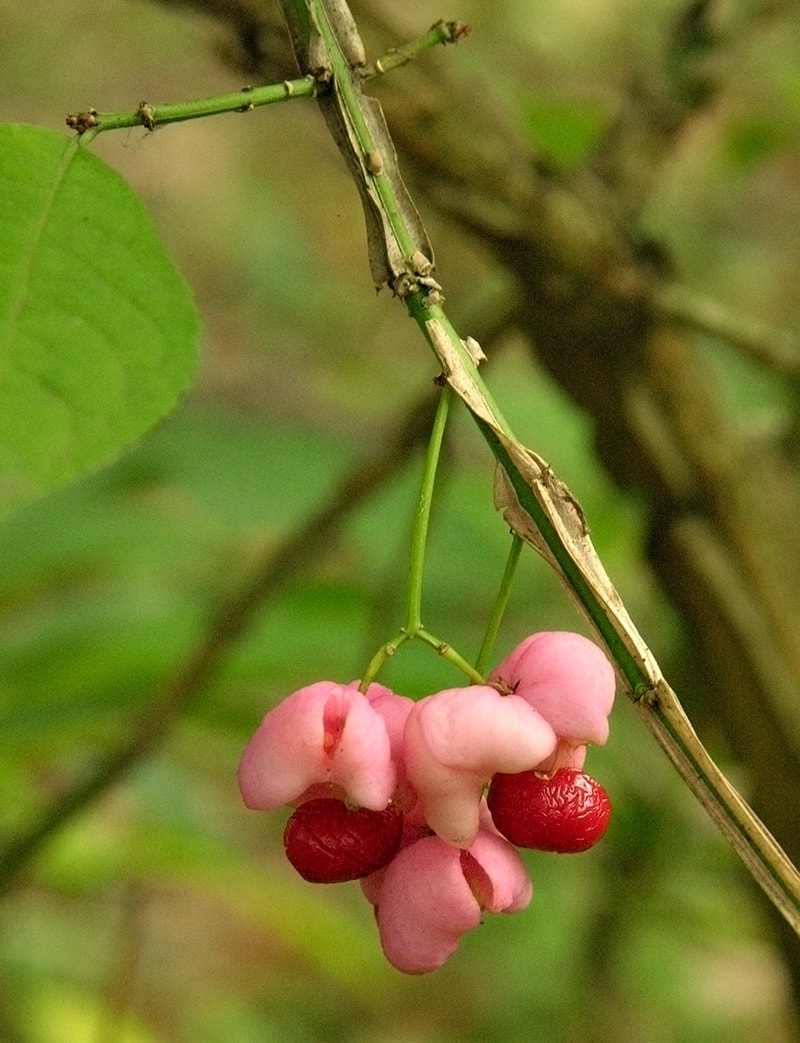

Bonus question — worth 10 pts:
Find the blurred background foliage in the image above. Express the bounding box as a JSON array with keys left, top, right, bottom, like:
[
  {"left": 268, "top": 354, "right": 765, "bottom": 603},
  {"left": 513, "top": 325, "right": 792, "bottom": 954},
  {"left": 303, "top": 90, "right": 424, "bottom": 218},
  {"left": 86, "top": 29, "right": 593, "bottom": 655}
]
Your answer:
[{"left": 1, "top": 0, "right": 800, "bottom": 1040}]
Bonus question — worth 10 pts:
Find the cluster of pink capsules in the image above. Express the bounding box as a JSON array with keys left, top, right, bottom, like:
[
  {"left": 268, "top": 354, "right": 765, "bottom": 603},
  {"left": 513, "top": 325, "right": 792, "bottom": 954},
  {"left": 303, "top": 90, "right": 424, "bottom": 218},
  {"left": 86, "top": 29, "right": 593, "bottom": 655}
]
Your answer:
[{"left": 238, "top": 632, "right": 615, "bottom": 974}]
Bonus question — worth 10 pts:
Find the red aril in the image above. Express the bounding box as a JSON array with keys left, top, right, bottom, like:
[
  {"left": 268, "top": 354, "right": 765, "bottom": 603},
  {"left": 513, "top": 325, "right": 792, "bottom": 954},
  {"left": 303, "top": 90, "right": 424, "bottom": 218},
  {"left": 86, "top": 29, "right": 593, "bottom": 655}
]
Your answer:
[
  {"left": 487, "top": 768, "right": 611, "bottom": 853},
  {"left": 284, "top": 797, "right": 404, "bottom": 883}
]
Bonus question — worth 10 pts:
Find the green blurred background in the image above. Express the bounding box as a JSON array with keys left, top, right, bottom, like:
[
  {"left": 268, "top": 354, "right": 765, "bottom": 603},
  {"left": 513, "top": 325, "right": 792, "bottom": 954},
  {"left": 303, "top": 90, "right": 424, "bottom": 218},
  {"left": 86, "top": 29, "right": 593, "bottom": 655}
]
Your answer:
[{"left": 1, "top": 1, "right": 799, "bottom": 1040}]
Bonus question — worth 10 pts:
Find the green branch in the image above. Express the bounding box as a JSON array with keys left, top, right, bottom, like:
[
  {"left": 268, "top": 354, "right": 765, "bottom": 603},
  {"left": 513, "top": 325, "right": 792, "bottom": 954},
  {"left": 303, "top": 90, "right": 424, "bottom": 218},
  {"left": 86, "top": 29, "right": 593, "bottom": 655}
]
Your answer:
[
  {"left": 66, "top": 76, "right": 319, "bottom": 137},
  {"left": 286, "top": 0, "right": 800, "bottom": 934},
  {"left": 405, "top": 383, "right": 451, "bottom": 634},
  {"left": 364, "top": 19, "right": 471, "bottom": 79},
  {"left": 474, "top": 533, "right": 523, "bottom": 677},
  {"left": 357, "top": 382, "right": 486, "bottom": 691}
]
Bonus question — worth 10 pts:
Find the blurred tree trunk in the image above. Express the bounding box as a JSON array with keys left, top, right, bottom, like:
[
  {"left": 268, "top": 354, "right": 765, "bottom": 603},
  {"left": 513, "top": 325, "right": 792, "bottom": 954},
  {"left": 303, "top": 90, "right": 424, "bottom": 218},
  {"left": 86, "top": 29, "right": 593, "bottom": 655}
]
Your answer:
[{"left": 150, "top": 0, "right": 800, "bottom": 1004}]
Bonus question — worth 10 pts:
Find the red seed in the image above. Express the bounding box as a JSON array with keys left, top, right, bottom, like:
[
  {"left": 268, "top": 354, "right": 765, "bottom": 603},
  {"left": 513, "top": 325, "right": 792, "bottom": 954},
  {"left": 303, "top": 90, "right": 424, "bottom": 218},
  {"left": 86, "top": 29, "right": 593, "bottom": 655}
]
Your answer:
[
  {"left": 487, "top": 768, "right": 611, "bottom": 853},
  {"left": 283, "top": 797, "right": 404, "bottom": 883}
]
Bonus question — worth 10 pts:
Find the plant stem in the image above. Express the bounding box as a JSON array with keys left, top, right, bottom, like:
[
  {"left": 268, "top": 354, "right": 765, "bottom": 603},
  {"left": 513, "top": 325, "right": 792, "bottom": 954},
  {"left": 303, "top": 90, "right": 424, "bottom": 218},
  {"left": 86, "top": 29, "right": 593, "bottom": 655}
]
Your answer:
[
  {"left": 358, "top": 631, "right": 410, "bottom": 692},
  {"left": 364, "top": 19, "right": 471, "bottom": 79},
  {"left": 358, "top": 383, "right": 487, "bottom": 691},
  {"left": 416, "top": 628, "right": 485, "bottom": 685},
  {"left": 475, "top": 533, "right": 523, "bottom": 676},
  {"left": 358, "top": 625, "right": 486, "bottom": 692},
  {"left": 307, "top": 0, "right": 421, "bottom": 262},
  {"left": 66, "top": 76, "right": 319, "bottom": 138},
  {"left": 356, "top": 379, "right": 494, "bottom": 689},
  {"left": 405, "top": 383, "right": 452, "bottom": 633}
]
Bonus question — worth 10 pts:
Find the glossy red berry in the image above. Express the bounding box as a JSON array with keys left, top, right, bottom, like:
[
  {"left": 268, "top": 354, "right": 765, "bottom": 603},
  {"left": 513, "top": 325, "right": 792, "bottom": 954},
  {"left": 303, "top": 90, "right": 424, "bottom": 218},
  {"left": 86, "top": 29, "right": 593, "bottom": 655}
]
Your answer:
[
  {"left": 283, "top": 797, "right": 404, "bottom": 883},
  {"left": 487, "top": 768, "right": 611, "bottom": 853}
]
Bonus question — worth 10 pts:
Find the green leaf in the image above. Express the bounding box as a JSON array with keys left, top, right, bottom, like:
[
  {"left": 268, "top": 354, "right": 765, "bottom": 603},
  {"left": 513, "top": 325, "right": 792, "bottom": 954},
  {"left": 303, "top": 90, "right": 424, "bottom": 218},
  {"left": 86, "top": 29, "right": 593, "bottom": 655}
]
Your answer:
[{"left": 0, "top": 123, "right": 199, "bottom": 516}]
